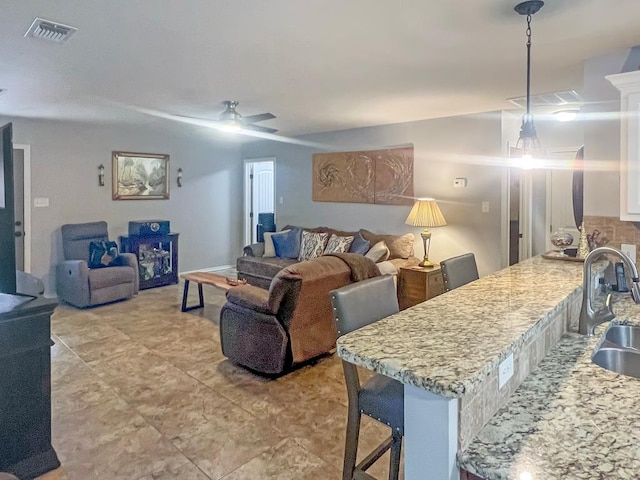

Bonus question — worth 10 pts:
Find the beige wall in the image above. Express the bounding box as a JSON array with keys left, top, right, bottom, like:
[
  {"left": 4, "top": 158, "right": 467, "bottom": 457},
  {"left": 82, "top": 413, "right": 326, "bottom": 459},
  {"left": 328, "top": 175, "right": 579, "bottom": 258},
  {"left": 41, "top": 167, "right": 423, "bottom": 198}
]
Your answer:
[
  {"left": 3, "top": 117, "right": 243, "bottom": 296},
  {"left": 582, "top": 49, "right": 631, "bottom": 217},
  {"left": 242, "top": 113, "right": 504, "bottom": 277}
]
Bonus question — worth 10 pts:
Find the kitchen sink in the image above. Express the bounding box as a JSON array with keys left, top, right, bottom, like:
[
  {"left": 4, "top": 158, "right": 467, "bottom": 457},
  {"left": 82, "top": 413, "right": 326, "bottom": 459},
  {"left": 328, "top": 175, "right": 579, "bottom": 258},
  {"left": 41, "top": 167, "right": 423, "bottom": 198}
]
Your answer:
[
  {"left": 605, "top": 325, "right": 640, "bottom": 350},
  {"left": 592, "top": 347, "right": 640, "bottom": 379}
]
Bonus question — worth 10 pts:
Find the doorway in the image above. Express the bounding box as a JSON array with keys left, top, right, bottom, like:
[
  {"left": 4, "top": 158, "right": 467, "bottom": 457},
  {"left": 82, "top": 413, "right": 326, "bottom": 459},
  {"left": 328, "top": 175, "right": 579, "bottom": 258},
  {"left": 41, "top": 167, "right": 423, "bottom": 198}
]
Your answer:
[
  {"left": 506, "top": 145, "right": 581, "bottom": 265},
  {"left": 243, "top": 158, "right": 275, "bottom": 245},
  {"left": 13, "top": 144, "right": 31, "bottom": 272}
]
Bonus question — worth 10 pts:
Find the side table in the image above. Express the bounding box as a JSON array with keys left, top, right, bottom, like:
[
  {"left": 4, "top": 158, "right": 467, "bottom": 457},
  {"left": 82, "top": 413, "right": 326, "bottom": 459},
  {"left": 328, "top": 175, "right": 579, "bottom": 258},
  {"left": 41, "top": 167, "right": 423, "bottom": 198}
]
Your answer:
[{"left": 398, "top": 265, "right": 444, "bottom": 310}]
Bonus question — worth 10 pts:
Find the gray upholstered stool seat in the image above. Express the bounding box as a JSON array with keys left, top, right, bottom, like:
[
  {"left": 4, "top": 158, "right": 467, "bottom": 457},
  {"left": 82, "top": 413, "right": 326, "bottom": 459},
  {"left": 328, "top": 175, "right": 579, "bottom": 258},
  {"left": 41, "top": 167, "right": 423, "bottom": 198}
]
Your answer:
[
  {"left": 331, "top": 275, "right": 403, "bottom": 480},
  {"left": 440, "top": 252, "right": 479, "bottom": 292}
]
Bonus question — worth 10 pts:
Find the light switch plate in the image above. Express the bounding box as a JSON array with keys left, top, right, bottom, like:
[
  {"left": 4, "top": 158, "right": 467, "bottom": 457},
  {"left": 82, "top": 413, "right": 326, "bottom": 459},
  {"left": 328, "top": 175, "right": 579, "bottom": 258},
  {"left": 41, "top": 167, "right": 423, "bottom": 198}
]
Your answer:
[{"left": 34, "top": 197, "right": 49, "bottom": 207}]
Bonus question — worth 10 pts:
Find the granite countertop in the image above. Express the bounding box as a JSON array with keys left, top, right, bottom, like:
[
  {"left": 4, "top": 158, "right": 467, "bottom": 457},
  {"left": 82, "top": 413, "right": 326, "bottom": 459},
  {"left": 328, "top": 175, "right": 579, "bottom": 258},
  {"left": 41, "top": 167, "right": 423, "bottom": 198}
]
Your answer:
[
  {"left": 337, "top": 256, "right": 584, "bottom": 397},
  {"left": 458, "top": 294, "right": 640, "bottom": 480}
]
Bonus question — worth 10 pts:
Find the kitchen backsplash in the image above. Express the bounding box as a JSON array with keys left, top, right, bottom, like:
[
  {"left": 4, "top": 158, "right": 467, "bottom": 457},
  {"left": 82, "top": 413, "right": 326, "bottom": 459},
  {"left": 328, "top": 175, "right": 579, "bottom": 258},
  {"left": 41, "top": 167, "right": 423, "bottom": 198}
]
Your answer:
[{"left": 583, "top": 215, "right": 640, "bottom": 264}]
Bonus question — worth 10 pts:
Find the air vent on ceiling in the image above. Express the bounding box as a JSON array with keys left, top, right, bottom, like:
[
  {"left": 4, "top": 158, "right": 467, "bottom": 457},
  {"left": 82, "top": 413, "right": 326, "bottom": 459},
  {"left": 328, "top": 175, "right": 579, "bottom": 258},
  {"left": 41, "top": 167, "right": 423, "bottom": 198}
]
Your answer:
[
  {"left": 507, "top": 90, "right": 583, "bottom": 109},
  {"left": 24, "top": 17, "right": 77, "bottom": 44}
]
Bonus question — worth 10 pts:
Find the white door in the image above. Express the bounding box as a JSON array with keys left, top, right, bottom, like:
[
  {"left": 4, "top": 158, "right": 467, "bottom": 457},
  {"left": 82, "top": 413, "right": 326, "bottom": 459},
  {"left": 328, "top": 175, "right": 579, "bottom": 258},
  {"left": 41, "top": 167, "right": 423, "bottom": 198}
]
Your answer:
[
  {"left": 243, "top": 159, "right": 275, "bottom": 245},
  {"left": 12, "top": 144, "right": 30, "bottom": 272}
]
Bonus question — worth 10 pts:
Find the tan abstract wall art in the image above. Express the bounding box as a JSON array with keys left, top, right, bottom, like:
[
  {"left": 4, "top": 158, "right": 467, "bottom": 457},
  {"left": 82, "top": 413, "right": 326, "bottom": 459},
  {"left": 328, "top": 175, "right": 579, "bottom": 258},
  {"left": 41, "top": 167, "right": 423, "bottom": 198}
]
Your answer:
[{"left": 312, "top": 147, "right": 414, "bottom": 205}]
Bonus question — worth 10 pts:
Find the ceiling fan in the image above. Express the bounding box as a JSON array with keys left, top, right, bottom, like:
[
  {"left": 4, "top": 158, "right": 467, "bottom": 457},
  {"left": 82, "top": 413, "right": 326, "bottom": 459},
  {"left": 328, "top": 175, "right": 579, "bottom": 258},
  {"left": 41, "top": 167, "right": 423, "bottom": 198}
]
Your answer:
[{"left": 211, "top": 100, "right": 278, "bottom": 133}]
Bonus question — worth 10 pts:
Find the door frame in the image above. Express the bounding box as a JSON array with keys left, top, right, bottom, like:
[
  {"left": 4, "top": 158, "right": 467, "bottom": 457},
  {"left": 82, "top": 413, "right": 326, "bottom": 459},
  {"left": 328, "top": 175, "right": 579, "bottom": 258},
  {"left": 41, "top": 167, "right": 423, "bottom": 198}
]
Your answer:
[
  {"left": 242, "top": 157, "right": 276, "bottom": 246},
  {"left": 13, "top": 144, "right": 31, "bottom": 272}
]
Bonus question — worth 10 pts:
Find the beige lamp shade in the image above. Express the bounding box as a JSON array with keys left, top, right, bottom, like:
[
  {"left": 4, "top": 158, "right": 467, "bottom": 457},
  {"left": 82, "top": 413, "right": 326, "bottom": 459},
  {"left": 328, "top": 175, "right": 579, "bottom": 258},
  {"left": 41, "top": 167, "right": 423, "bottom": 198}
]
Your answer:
[
  {"left": 405, "top": 199, "right": 446, "bottom": 267},
  {"left": 405, "top": 199, "right": 447, "bottom": 228}
]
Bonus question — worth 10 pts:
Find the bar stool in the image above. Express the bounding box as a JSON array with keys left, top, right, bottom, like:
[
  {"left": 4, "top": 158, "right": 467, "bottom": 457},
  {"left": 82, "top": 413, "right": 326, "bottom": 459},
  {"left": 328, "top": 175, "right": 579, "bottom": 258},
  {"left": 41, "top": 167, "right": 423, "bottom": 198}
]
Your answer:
[
  {"left": 440, "top": 253, "right": 479, "bottom": 292},
  {"left": 330, "top": 275, "right": 403, "bottom": 480}
]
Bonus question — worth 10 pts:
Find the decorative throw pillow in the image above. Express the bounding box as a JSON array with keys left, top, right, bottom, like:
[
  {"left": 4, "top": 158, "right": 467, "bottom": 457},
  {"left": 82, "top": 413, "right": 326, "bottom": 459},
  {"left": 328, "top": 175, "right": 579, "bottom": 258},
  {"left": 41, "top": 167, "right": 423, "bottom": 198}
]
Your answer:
[
  {"left": 264, "top": 230, "right": 290, "bottom": 257},
  {"left": 324, "top": 234, "right": 355, "bottom": 254},
  {"left": 272, "top": 228, "right": 302, "bottom": 259},
  {"left": 88, "top": 241, "right": 119, "bottom": 269},
  {"left": 360, "top": 229, "right": 414, "bottom": 259},
  {"left": 364, "top": 241, "right": 390, "bottom": 263},
  {"left": 349, "top": 233, "right": 371, "bottom": 255},
  {"left": 298, "top": 231, "right": 329, "bottom": 261}
]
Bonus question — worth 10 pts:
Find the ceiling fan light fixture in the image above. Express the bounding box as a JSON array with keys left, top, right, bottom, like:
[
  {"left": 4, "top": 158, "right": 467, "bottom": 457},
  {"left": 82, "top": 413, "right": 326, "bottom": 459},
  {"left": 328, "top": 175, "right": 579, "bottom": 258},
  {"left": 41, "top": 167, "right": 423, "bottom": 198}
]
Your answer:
[
  {"left": 513, "top": 0, "right": 544, "bottom": 167},
  {"left": 219, "top": 100, "right": 242, "bottom": 124}
]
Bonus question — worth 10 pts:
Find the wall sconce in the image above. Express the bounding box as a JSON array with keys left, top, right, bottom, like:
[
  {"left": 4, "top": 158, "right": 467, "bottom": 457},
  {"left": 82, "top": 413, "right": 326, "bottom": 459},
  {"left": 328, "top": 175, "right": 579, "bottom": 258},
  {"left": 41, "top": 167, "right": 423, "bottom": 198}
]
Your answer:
[
  {"left": 98, "top": 164, "right": 105, "bottom": 187},
  {"left": 177, "top": 168, "right": 183, "bottom": 187}
]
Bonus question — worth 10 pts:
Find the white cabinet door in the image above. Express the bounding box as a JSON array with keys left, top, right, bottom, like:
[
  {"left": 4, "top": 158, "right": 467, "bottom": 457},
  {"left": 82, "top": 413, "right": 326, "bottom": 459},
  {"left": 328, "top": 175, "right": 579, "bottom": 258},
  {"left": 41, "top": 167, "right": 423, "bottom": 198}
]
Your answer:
[{"left": 607, "top": 71, "right": 640, "bottom": 221}]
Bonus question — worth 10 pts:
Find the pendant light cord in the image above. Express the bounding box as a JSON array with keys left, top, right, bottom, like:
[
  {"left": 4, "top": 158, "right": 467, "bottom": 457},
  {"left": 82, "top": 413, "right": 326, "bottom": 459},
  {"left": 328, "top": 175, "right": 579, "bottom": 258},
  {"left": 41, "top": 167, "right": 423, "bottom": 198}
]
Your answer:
[{"left": 525, "top": 14, "right": 532, "bottom": 117}]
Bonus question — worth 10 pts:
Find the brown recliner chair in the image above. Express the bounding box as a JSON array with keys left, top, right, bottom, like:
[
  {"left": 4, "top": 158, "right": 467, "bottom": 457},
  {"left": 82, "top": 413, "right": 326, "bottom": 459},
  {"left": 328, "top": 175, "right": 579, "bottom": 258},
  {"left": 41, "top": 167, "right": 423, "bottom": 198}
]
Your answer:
[
  {"left": 220, "top": 255, "right": 378, "bottom": 375},
  {"left": 56, "top": 221, "right": 139, "bottom": 308}
]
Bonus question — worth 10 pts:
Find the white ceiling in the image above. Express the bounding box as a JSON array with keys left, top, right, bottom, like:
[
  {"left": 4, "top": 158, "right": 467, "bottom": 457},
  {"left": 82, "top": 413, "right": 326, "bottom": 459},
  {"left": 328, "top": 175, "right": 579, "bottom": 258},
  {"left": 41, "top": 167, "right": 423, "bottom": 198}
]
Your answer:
[{"left": 1, "top": 0, "right": 640, "bottom": 138}]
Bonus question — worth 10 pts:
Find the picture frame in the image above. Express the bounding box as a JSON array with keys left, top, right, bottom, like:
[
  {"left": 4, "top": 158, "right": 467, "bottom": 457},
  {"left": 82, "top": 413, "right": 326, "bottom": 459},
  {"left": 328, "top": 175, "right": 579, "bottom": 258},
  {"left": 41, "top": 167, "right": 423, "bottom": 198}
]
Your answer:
[{"left": 112, "top": 151, "right": 169, "bottom": 200}]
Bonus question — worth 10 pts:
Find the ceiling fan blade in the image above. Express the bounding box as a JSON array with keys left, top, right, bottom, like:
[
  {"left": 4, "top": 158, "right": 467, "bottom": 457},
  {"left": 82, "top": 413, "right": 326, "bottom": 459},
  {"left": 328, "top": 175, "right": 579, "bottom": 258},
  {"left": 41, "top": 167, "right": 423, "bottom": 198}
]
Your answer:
[
  {"left": 242, "top": 113, "right": 276, "bottom": 123},
  {"left": 244, "top": 124, "right": 278, "bottom": 134}
]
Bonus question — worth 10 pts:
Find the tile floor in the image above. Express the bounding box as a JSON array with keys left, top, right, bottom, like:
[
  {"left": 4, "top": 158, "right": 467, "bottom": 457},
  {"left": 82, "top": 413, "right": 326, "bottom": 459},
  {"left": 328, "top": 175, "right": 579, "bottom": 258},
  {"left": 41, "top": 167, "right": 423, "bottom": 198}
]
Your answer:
[{"left": 39, "top": 275, "right": 401, "bottom": 479}]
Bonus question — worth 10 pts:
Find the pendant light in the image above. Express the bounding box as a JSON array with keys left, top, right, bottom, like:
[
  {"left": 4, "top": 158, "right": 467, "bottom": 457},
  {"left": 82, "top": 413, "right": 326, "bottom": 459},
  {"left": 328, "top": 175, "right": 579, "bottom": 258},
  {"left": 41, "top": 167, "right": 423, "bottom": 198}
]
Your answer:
[{"left": 514, "top": 0, "right": 544, "bottom": 167}]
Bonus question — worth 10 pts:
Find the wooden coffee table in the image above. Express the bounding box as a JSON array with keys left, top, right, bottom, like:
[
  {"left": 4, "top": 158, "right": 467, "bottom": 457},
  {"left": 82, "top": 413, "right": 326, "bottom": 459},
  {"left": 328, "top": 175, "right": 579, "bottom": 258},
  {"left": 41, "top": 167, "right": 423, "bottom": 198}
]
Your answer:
[{"left": 180, "top": 272, "right": 243, "bottom": 312}]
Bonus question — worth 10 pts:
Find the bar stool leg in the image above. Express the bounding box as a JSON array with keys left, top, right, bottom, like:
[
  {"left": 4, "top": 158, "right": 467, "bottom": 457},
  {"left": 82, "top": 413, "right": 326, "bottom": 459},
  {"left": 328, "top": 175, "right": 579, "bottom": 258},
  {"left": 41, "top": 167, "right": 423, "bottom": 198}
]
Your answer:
[
  {"left": 389, "top": 431, "right": 402, "bottom": 480},
  {"left": 343, "top": 407, "right": 361, "bottom": 480}
]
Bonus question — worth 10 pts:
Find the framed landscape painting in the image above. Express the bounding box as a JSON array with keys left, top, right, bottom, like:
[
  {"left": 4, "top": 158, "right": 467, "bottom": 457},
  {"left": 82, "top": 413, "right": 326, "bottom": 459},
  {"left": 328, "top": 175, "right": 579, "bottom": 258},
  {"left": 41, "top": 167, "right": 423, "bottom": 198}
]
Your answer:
[{"left": 112, "top": 151, "right": 169, "bottom": 200}]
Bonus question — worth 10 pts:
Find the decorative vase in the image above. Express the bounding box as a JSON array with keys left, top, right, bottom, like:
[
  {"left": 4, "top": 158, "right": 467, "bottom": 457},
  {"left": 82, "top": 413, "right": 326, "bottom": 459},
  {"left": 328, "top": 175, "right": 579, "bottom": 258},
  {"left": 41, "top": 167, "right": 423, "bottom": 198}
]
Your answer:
[
  {"left": 550, "top": 227, "right": 574, "bottom": 257},
  {"left": 577, "top": 222, "right": 589, "bottom": 259}
]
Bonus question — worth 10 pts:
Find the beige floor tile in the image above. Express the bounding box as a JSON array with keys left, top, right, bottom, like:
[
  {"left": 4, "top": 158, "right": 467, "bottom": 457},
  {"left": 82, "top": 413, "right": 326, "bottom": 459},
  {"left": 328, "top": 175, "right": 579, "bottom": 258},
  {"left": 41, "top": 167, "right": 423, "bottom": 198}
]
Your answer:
[
  {"left": 37, "top": 283, "right": 403, "bottom": 480},
  {"left": 220, "top": 438, "right": 340, "bottom": 480},
  {"left": 62, "top": 425, "right": 189, "bottom": 480},
  {"left": 177, "top": 420, "right": 284, "bottom": 480},
  {"left": 136, "top": 461, "right": 211, "bottom": 480}
]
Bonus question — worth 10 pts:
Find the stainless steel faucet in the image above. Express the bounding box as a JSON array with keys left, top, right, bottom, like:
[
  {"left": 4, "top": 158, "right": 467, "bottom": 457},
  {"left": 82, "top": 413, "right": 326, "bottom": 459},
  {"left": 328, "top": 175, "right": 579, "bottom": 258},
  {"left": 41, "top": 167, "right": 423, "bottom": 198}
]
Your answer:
[{"left": 579, "top": 246, "right": 640, "bottom": 336}]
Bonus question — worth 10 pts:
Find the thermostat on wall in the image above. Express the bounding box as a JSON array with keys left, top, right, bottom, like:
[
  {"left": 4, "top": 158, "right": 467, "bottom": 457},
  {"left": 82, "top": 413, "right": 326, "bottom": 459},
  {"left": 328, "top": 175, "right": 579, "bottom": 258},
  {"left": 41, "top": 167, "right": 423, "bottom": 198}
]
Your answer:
[{"left": 454, "top": 178, "right": 467, "bottom": 188}]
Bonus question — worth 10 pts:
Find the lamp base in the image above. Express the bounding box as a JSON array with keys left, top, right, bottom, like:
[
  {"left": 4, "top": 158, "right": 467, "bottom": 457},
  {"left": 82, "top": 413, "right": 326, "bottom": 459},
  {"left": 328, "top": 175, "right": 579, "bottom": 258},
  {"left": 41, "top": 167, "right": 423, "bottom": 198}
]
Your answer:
[{"left": 419, "top": 258, "right": 435, "bottom": 268}]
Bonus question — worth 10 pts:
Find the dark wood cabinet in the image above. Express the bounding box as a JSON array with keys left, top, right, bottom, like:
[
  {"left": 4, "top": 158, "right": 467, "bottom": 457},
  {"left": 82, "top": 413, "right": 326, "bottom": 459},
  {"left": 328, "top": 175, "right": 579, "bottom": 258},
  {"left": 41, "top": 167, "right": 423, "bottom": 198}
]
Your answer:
[
  {"left": 120, "top": 233, "right": 179, "bottom": 290},
  {"left": 0, "top": 294, "right": 59, "bottom": 479}
]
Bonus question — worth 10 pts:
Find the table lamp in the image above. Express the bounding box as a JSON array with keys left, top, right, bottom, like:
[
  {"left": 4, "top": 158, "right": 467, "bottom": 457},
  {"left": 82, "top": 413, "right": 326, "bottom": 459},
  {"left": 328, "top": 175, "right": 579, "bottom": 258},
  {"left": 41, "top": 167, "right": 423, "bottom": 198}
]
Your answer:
[{"left": 405, "top": 198, "right": 447, "bottom": 267}]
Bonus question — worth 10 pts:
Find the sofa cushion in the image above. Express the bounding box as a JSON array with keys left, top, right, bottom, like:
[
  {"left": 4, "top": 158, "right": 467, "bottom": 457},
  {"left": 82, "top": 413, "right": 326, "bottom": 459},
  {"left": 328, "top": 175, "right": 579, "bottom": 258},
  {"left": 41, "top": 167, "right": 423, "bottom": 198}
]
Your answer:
[
  {"left": 349, "top": 233, "right": 371, "bottom": 255},
  {"left": 272, "top": 228, "right": 302, "bottom": 259},
  {"left": 365, "top": 241, "right": 390, "bottom": 263},
  {"left": 360, "top": 229, "right": 414, "bottom": 259},
  {"left": 237, "top": 255, "right": 299, "bottom": 281},
  {"left": 88, "top": 266, "right": 135, "bottom": 290},
  {"left": 324, "top": 234, "right": 354, "bottom": 254},
  {"left": 264, "top": 230, "right": 290, "bottom": 257},
  {"left": 298, "top": 231, "right": 329, "bottom": 261}
]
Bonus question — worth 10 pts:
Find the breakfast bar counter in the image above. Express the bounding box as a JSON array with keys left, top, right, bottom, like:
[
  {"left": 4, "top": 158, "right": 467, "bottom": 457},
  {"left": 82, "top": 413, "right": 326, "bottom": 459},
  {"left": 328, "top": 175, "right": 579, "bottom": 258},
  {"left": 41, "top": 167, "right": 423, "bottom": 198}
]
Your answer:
[{"left": 337, "top": 256, "right": 587, "bottom": 480}]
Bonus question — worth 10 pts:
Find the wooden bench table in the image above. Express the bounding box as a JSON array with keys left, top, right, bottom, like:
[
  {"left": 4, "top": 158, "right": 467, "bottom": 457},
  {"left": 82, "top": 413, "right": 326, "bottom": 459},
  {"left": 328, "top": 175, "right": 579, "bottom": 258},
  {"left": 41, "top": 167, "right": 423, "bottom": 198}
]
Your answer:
[{"left": 180, "top": 272, "right": 240, "bottom": 312}]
